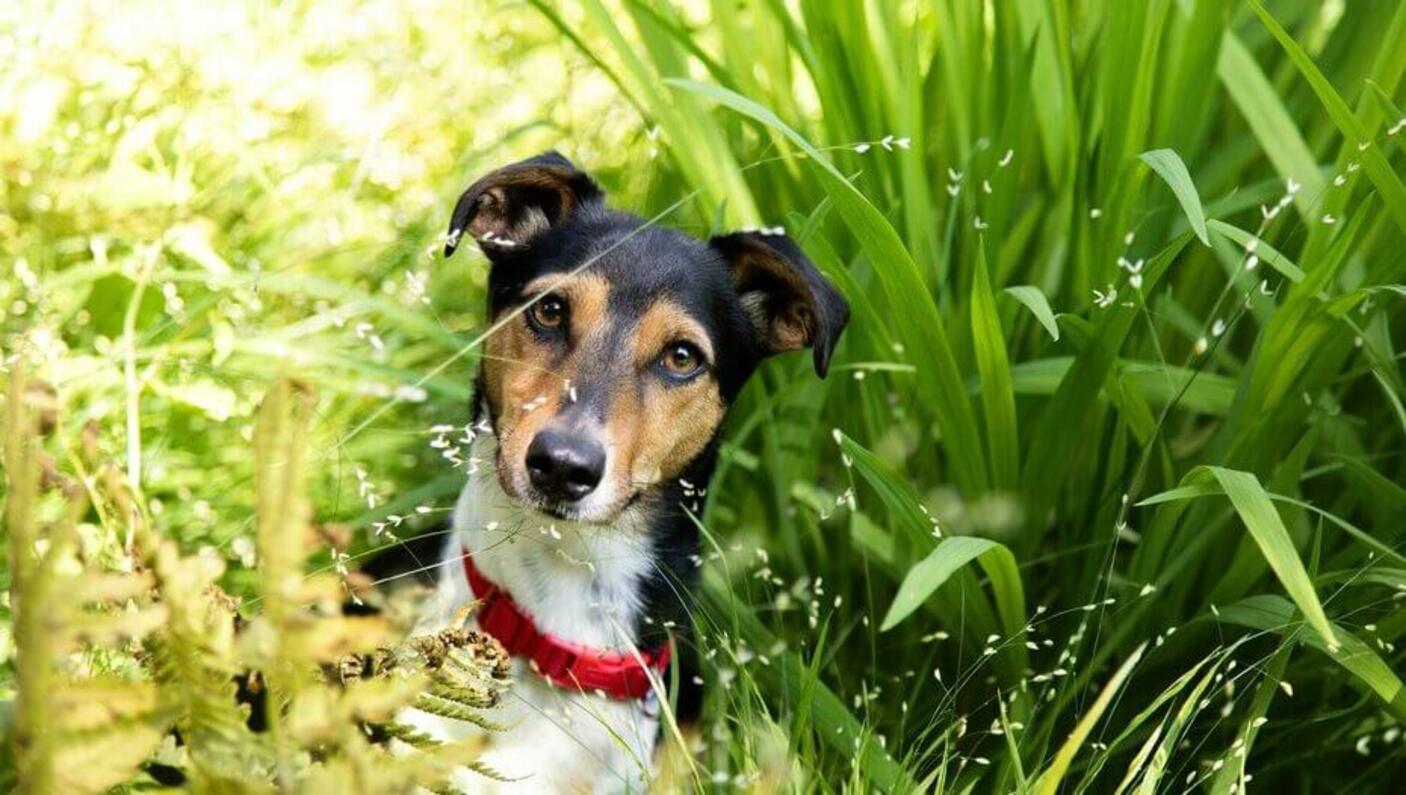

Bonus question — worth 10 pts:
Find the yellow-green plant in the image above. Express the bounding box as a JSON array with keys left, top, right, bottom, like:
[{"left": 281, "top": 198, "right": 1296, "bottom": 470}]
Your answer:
[
  {"left": 4, "top": 361, "right": 173, "bottom": 794},
  {"left": 3, "top": 370, "right": 510, "bottom": 793}
]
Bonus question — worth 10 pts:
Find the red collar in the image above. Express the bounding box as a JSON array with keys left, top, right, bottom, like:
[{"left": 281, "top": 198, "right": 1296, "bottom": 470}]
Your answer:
[{"left": 462, "top": 550, "right": 670, "bottom": 701}]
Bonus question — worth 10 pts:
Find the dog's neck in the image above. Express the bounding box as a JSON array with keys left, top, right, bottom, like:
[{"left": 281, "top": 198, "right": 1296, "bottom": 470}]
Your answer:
[{"left": 453, "top": 434, "right": 670, "bottom": 651}]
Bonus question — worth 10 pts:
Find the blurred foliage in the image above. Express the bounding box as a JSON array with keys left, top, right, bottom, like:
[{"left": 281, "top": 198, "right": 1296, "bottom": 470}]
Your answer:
[
  {"left": 0, "top": 0, "right": 646, "bottom": 581},
  {"left": 4, "top": 366, "right": 509, "bottom": 793}
]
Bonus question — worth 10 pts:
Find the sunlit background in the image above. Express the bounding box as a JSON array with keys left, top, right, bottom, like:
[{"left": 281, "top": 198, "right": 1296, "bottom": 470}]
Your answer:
[{"left": 0, "top": 0, "right": 653, "bottom": 564}]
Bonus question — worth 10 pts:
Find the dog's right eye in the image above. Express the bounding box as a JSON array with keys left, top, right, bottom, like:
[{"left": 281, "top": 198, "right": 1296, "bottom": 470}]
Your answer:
[{"left": 527, "top": 294, "right": 568, "bottom": 333}]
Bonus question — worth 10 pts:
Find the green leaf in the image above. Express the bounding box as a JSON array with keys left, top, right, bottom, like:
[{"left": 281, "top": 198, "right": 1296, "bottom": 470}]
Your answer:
[
  {"left": 1005, "top": 357, "right": 1238, "bottom": 416},
  {"left": 1139, "top": 149, "right": 1209, "bottom": 245},
  {"left": 1020, "top": 233, "right": 1195, "bottom": 548},
  {"left": 838, "top": 433, "right": 1026, "bottom": 646},
  {"left": 1011, "top": 0, "right": 1076, "bottom": 185},
  {"left": 835, "top": 433, "right": 933, "bottom": 549},
  {"left": 1207, "top": 219, "right": 1305, "bottom": 283},
  {"left": 1217, "top": 595, "right": 1406, "bottom": 721},
  {"left": 1217, "top": 32, "right": 1324, "bottom": 220},
  {"left": 1248, "top": 0, "right": 1406, "bottom": 236},
  {"left": 1209, "top": 641, "right": 1293, "bottom": 795},
  {"left": 1099, "top": 656, "right": 1217, "bottom": 794},
  {"left": 1137, "top": 479, "right": 1406, "bottom": 565},
  {"left": 1004, "top": 285, "right": 1061, "bottom": 341},
  {"left": 699, "top": 571, "right": 917, "bottom": 790},
  {"left": 1134, "top": 482, "right": 1222, "bottom": 506},
  {"left": 1128, "top": 655, "right": 1223, "bottom": 795},
  {"left": 1204, "top": 467, "right": 1337, "bottom": 649},
  {"left": 881, "top": 536, "right": 1016, "bottom": 632},
  {"left": 564, "top": 0, "right": 759, "bottom": 224},
  {"left": 971, "top": 243, "right": 1019, "bottom": 488}
]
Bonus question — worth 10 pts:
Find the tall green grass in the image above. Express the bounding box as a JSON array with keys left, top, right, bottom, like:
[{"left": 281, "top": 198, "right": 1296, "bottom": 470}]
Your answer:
[
  {"left": 533, "top": 1, "right": 1406, "bottom": 790},
  {"left": 4, "top": 0, "right": 1406, "bottom": 791}
]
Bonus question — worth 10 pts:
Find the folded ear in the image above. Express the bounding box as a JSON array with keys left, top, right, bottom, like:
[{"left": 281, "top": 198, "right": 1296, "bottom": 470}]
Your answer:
[
  {"left": 444, "top": 151, "right": 602, "bottom": 257},
  {"left": 710, "top": 230, "right": 850, "bottom": 377}
]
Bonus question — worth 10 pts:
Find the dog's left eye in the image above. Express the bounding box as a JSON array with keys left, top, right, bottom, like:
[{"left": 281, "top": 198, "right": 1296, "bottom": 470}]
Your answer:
[{"left": 658, "top": 342, "right": 706, "bottom": 380}]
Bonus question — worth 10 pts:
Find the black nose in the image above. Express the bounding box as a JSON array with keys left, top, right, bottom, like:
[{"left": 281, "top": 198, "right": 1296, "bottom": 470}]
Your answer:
[{"left": 525, "top": 430, "right": 606, "bottom": 501}]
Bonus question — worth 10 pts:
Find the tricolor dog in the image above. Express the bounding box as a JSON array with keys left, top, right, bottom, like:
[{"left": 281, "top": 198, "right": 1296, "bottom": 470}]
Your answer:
[{"left": 393, "top": 152, "right": 848, "bottom": 792}]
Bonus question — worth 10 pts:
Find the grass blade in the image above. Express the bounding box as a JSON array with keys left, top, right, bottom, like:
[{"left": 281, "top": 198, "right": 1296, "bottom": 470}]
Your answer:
[
  {"left": 972, "top": 242, "right": 1020, "bottom": 488},
  {"left": 699, "top": 570, "right": 917, "bottom": 791},
  {"left": 1248, "top": 0, "right": 1406, "bottom": 236},
  {"left": 839, "top": 432, "right": 1027, "bottom": 658},
  {"left": 1205, "top": 467, "right": 1337, "bottom": 649},
  {"left": 1139, "top": 149, "right": 1209, "bottom": 245},
  {"left": 1216, "top": 32, "right": 1324, "bottom": 219},
  {"left": 1031, "top": 642, "right": 1148, "bottom": 795},
  {"left": 1004, "top": 285, "right": 1061, "bottom": 341},
  {"left": 669, "top": 77, "right": 990, "bottom": 495},
  {"left": 1137, "top": 481, "right": 1406, "bottom": 564},
  {"left": 1217, "top": 595, "right": 1406, "bottom": 721},
  {"left": 1019, "top": 232, "right": 1194, "bottom": 548},
  {"left": 1206, "top": 219, "right": 1305, "bottom": 283},
  {"left": 1209, "top": 640, "right": 1293, "bottom": 795},
  {"left": 1011, "top": 0, "right": 1076, "bottom": 186},
  {"left": 880, "top": 536, "right": 1017, "bottom": 632},
  {"left": 1129, "top": 654, "right": 1223, "bottom": 795}
]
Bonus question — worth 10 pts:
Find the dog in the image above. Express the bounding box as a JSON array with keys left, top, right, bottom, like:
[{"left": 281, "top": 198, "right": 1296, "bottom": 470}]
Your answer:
[{"left": 390, "top": 151, "right": 849, "bottom": 793}]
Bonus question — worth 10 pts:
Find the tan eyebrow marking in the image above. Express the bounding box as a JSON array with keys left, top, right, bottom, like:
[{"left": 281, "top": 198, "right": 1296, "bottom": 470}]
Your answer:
[
  {"left": 631, "top": 298, "right": 713, "bottom": 368},
  {"left": 522, "top": 272, "right": 610, "bottom": 342}
]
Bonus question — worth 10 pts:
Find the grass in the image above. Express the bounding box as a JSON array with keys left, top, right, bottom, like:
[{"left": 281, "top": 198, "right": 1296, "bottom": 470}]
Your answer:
[{"left": 4, "top": 0, "right": 1406, "bottom": 791}]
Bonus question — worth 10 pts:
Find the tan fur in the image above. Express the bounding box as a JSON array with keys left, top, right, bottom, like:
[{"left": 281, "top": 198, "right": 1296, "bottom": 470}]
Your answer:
[
  {"left": 482, "top": 273, "right": 610, "bottom": 498},
  {"left": 612, "top": 299, "right": 724, "bottom": 490},
  {"left": 771, "top": 302, "right": 813, "bottom": 351},
  {"left": 632, "top": 299, "right": 715, "bottom": 365},
  {"left": 482, "top": 320, "right": 560, "bottom": 499}
]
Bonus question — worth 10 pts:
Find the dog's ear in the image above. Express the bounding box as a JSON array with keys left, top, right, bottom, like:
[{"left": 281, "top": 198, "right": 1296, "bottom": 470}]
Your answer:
[
  {"left": 710, "top": 230, "right": 850, "bottom": 377},
  {"left": 444, "top": 151, "right": 602, "bottom": 258}
]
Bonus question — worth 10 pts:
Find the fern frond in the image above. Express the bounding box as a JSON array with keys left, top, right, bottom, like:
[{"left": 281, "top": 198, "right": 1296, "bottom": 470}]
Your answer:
[
  {"left": 425, "top": 678, "right": 502, "bottom": 711},
  {"left": 381, "top": 721, "right": 442, "bottom": 750},
  {"left": 50, "top": 678, "right": 162, "bottom": 732},
  {"left": 6, "top": 361, "right": 175, "bottom": 795},
  {"left": 7, "top": 372, "right": 515, "bottom": 794},
  {"left": 388, "top": 735, "right": 516, "bottom": 789},
  {"left": 50, "top": 719, "right": 168, "bottom": 795},
  {"left": 411, "top": 693, "right": 509, "bottom": 732}
]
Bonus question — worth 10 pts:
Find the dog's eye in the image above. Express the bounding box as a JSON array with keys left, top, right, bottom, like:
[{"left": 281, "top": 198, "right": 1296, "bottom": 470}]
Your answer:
[
  {"left": 658, "top": 342, "right": 706, "bottom": 380},
  {"left": 528, "top": 294, "right": 567, "bottom": 332}
]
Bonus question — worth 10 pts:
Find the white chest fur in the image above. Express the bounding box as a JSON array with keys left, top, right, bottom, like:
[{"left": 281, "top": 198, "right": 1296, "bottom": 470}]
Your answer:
[{"left": 401, "top": 438, "right": 662, "bottom": 794}]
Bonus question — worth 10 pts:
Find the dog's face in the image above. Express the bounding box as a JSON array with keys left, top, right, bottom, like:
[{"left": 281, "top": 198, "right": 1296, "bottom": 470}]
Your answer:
[{"left": 445, "top": 152, "right": 849, "bottom": 524}]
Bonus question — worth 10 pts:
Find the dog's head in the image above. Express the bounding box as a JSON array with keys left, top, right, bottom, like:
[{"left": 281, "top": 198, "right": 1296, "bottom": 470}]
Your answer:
[{"left": 445, "top": 151, "right": 849, "bottom": 523}]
